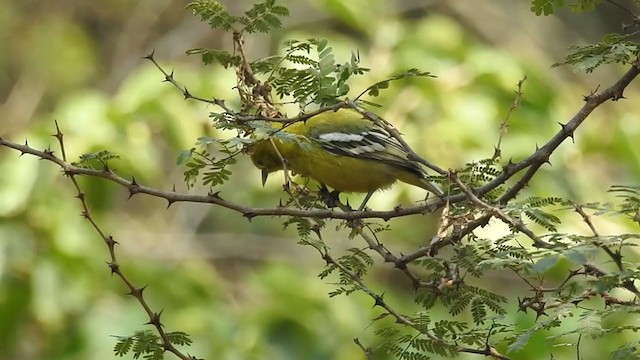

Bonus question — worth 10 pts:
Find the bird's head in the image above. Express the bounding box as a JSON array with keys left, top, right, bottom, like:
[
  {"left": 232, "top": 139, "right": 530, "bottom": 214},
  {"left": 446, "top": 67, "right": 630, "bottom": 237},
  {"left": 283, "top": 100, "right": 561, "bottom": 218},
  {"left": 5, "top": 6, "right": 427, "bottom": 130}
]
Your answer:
[{"left": 249, "top": 140, "right": 284, "bottom": 186}]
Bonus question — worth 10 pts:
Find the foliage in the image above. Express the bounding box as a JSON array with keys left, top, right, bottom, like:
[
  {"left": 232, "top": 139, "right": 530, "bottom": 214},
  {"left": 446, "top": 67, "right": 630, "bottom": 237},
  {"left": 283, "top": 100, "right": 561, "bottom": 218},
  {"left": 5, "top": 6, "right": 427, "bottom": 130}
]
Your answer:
[
  {"left": 530, "top": 0, "right": 639, "bottom": 73},
  {"left": 176, "top": 136, "right": 245, "bottom": 188},
  {"left": 73, "top": 150, "right": 120, "bottom": 169},
  {"left": 553, "top": 33, "right": 640, "bottom": 73},
  {"left": 187, "top": 0, "right": 289, "bottom": 33},
  {"left": 114, "top": 331, "right": 192, "bottom": 360},
  {"left": 530, "top": 0, "right": 602, "bottom": 16}
]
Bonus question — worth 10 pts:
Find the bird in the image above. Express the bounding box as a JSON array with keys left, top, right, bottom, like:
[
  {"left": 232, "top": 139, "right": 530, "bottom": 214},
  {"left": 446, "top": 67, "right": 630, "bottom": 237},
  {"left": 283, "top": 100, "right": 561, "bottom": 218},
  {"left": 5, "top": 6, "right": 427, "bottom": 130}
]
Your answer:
[{"left": 249, "top": 109, "right": 442, "bottom": 209}]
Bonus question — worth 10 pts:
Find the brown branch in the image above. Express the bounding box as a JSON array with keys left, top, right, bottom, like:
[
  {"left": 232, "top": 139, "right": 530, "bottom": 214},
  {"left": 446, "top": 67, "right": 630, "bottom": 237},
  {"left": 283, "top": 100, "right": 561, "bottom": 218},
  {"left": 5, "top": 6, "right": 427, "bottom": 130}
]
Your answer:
[
  {"left": 493, "top": 77, "right": 526, "bottom": 160},
  {"left": 144, "top": 51, "right": 233, "bottom": 113},
  {"left": 50, "top": 124, "right": 196, "bottom": 360},
  {"left": 493, "top": 60, "right": 640, "bottom": 203},
  {"left": 450, "top": 172, "right": 553, "bottom": 248},
  {"left": 396, "top": 214, "right": 493, "bottom": 265},
  {"left": 0, "top": 136, "right": 445, "bottom": 221},
  {"left": 322, "top": 251, "right": 511, "bottom": 360},
  {"left": 574, "top": 205, "right": 640, "bottom": 297},
  {"left": 353, "top": 338, "right": 373, "bottom": 360}
]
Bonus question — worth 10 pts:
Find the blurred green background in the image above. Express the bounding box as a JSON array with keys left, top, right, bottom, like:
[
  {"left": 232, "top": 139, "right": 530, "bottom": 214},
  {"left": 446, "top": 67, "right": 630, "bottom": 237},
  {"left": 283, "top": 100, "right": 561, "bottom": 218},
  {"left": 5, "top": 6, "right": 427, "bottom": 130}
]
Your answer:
[{"left": 1, "top": 1, "right": 639, "bottom": 359}]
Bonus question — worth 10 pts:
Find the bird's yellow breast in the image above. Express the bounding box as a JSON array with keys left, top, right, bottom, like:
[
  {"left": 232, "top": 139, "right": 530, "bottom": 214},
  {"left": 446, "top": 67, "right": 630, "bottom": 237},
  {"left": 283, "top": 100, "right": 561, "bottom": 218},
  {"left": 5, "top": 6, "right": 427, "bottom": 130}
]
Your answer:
[{"left": 277, "top": 137, "right": 398, "bottom": 192}]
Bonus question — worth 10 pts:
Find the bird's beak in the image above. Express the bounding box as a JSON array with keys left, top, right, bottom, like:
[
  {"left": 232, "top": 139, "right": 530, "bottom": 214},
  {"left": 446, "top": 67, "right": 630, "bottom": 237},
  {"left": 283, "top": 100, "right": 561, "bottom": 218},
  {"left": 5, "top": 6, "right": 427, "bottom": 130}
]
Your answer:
[{"left": 261, "top": 170, "right": 269, "bottom": 186}]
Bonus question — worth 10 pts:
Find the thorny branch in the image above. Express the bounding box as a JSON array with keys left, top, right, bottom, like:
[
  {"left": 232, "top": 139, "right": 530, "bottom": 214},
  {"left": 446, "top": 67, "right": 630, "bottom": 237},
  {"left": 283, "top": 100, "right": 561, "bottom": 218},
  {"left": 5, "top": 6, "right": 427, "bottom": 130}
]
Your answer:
[
  {"left": 322, "top": 250, "right": 511, "bottom": 360},
  {"left": 50, "top": 123, "right": 198, "bottom": 360}
]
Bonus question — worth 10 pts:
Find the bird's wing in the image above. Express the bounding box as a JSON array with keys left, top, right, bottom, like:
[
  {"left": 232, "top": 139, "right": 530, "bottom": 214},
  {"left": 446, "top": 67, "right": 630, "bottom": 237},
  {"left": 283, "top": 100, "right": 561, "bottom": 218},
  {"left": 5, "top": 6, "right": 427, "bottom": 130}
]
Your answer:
[{"left": 313, "top": 123, "right": 424, "bottom": 176}]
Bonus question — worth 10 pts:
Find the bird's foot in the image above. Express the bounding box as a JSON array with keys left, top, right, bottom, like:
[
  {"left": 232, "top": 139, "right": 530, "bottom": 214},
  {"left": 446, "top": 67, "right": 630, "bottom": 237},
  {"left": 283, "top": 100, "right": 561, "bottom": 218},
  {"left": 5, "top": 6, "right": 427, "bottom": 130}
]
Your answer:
[{"left": 319, "top": 185, "right": 341, "bottom": 208}]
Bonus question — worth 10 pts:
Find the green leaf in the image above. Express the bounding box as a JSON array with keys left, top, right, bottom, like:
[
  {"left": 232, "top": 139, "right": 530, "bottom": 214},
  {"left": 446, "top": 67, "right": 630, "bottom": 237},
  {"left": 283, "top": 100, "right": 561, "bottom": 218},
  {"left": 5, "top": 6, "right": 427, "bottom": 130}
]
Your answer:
[
  {"left": 562, "top": 248, "right": 588, "bottom": 265},
  {"left": 530, "top": 254, "right": 560, "bottom": 274},
  {"left": 187, "top": 0, "right": 237, "bottom": 31},
  {"left": 579, "top": 313, "right": 604, "bottom": 339},
  {"left": 176, "top": 149, "right": 194, "bottom": 165}
]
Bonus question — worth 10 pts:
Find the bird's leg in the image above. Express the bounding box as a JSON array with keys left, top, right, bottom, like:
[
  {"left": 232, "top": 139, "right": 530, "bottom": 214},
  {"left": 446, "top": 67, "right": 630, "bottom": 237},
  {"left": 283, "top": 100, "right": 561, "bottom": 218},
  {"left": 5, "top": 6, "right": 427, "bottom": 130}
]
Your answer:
[
  {"left": 319, "top": 184, "right": 341, "bottom": 208},
  {"left": 357, "top": 190, "right": 375, "bottom": 211}
]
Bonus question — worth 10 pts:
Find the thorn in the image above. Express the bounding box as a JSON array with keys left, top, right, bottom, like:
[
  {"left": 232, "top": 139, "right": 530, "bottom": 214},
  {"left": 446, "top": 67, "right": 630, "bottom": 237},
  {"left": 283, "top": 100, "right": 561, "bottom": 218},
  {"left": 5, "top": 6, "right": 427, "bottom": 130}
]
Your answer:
[
  {"left": 128, "top": 285, "right": 147, "bottom": 297},
  {"left": 75, "top": 192, "right": 85, "bottom": 201},
  {"left": 559, "top": 122, "right": 575, "bottom": 141},
  {"left": 243, "top": 212, "right": 255, "bottom": 221},
  {"left": 53, "top": 120, "right": 63, "bottom": 139},
  {"left": 128, "top": 177, "right": 139, "bottom": 199},
  {"left": 163, "top": 69, "right": 174, "bottom": 83},
  {"left": 146, "top": 310, "right": 164, "bottom": 326},
  {"left": 107, "top": 262, "right": 120, "bottom": 275},
  {"left": 613, "top": 93, "right": 626, "bottom": 101},
  {"left": 373, "top": 293, "right": 385, "bottom": 307},
  {"left": 143, "top": 49, "right": 155, "bottom": 60},
  {"left": 535, "top": 309, "right": 548, "bottom": 320},
  {"left": 106, "top": 236, "right": 119, "bottom": 248},
  {"left": 184, "top": 87, "right": 192, "bottom": 99},
  {"left": 166, "top": 199, "right": 174, "bottom": 208},
  {"left": 583, "top": 85, "right": 600, "bottom": 101},
  {"left": 321, "top": 252, "right": 331, "bottom": 265},
  {"left": 172, "top": 184, "right": 176, "bottom": 192}
]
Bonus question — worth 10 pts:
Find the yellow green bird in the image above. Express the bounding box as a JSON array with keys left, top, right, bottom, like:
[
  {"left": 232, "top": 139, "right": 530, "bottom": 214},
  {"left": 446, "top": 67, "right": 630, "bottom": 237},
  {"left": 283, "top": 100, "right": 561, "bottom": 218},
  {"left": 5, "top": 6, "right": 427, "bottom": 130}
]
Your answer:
[{"left": 249, "top": 109, "right": 442, "bottom": 208}]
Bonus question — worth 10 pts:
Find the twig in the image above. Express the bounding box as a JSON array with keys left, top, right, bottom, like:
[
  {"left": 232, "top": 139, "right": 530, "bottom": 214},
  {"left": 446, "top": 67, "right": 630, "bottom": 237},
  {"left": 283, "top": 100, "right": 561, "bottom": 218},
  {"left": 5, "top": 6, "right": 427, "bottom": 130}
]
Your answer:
[
  {"left": 450, "top": 172, "right": 553, "bottom": 248},
  {"left": 51, "top": 123, "right": 196, "bottom": 360},
  {"left": 353, "top": 338, "right": 373, "bottom": 360},
  {"left": 144, "top": 51, "right": 233, "bottom": 113},
  {"left": 0, "top": 136, "right": 445, "bottom": 221},
  {"left": 322, "top": 251, "right": 511, "bottom": 360},
  {"left": 493, "top": 77, "right": 526, "bottom": 160},
  {"left": 574, "top": 205, "right": 640, "bottom": 297},
  {"left": 494, "top": 60, "right": 640, "bottom": 203},
  {"left": 266, "top": 137, "right": 304, "bottom": 208}
]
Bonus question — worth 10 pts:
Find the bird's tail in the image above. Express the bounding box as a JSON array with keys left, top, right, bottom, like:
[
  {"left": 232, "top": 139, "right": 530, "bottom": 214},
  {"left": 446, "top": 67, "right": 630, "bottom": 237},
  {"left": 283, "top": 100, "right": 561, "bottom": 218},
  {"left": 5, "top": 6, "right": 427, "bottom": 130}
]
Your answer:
[{"left": 397, "top": 171, "right": 444, "bottom": 197}]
